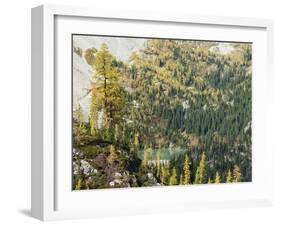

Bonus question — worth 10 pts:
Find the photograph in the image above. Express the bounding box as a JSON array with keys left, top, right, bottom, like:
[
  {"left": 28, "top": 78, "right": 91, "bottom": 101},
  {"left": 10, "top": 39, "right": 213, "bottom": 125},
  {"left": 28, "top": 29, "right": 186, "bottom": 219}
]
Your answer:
[{"left": 72, "top": 35, "right": 252, "bottom": 190}]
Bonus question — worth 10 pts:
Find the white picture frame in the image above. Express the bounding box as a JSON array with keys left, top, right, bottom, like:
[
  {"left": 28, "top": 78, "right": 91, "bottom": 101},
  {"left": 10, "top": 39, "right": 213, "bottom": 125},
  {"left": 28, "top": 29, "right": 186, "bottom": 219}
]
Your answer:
[{"left": 31, "top": 4, "right": 274, "bottom": 221}]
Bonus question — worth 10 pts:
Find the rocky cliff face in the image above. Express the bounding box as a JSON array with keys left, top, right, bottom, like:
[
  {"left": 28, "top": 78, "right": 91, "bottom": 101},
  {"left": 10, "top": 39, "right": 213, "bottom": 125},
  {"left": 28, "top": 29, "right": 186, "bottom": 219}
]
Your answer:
[
  {"left": 73, "top": 52, "right": 93, "bottom": 120},
  {"left": 73, "top": 35, "right": 145, "bottom": 62}
]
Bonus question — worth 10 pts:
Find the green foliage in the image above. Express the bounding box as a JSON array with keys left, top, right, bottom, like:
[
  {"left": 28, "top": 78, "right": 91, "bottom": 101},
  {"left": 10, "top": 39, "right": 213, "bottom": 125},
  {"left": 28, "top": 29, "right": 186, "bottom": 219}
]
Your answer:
[
  {"left": 214, "top": 172, "right": 221, "bottom": 184},
  {"left": 75, "top": 179, "right": 82, "bottom": 190},
  {"left": 169, "top": 167, "right": 178, "bottom": 185},
  {"left": 233, "top": 165, "right": 241, "bottom": 183},
  {"left": 107, "top": 145, "right": 117, "bottom": 164},
  {"left": 134, "top": 132, "right": 140, "bottom": 152},
  {"left": 89, "top": 43, "right": 126, "bottom": 134},
  {"left": 226, "top": 169, "right": 232, "bottom": 183},
  {"left": 208, "top": 177, "right": 213, "bottom": 184},
  {"left": 179, "top": 174, "right": 183, "bottom": 185},
  {"left": 194, "top": 152, "right": 206, "bottom": 184},
  {"left": 160, "top": 163, "right": 170, "bottom": 185},
  {"left": 142, "top": 146, "right": 149, "bottom": 167},
  {"left": 73, "top": 104, "right": 89, "bottom": 147},
  {"left": 156, "top": 151, "right": 161, "bottom": 178},
  {"left": 73, "top": 39, "right": 252, "bottom": 189},
  {"left": 183, "top": 154, "right": 191, "bottom": 185},
  {"left": 114, "top": 124, "right": 119, "bottom": 144}
]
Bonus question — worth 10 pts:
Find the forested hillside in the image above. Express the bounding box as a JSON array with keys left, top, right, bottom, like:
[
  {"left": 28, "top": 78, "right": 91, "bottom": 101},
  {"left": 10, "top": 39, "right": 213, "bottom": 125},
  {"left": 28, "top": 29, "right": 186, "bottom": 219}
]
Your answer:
[{"left": 72, "top": 37, "right": 252, "bottom": 190}]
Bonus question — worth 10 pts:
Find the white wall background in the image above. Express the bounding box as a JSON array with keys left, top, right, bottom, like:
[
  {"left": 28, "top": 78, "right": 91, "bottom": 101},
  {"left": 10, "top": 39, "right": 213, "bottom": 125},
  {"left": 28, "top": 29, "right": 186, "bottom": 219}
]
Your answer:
[{"left": 0, "top": 0, "right": 280, "bottom": 225}]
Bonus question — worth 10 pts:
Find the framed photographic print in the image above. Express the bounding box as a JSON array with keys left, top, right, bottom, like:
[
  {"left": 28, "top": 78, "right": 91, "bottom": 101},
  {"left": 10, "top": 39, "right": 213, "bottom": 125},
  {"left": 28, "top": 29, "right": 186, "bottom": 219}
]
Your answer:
[{"left": 31, "top": 4, "right": 274, "bottom": 221}]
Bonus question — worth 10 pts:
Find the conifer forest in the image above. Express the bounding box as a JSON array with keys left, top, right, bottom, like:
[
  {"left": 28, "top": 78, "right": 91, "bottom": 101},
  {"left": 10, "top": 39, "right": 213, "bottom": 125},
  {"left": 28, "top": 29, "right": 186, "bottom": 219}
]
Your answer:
[{"left": 72, "top": 35, "right": 252, "bottom": 190}]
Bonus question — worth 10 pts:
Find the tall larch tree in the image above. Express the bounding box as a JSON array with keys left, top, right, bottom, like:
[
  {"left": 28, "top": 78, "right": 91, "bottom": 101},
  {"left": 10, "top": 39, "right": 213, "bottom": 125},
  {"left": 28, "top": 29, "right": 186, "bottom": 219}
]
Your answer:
[
  {"left": 226, "top": 169, "right": 232, "bottom": 183},
  {"left": 194, "top": 152, "right": 206, "bottom": 184},
  {"left": 90, "top": 43, "right": 126, "bottom": 135},
  {"left": 160, "top": 163, "right": 170, "bottom": 185},
  {"left": 214, "top": 172, "right": 221, "bottom": 184},
  {"left": 183, "top": 154, "right": 191, "bottom": 185}
]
